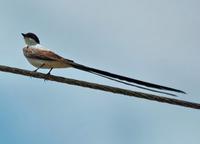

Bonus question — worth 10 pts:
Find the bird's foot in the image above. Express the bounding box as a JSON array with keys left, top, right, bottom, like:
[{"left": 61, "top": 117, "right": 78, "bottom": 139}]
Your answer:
[
  {"left": 44, "top": 73, "right": 51, "bottom": 81},
  {"left": 44, "top": 68, "right": 53, "bottom": 81}
]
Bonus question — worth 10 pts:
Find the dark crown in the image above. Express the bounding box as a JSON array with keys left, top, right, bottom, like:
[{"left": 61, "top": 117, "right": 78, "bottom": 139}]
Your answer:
[{"left": 21, "top": 32, "right": 40, "bottom": 44}]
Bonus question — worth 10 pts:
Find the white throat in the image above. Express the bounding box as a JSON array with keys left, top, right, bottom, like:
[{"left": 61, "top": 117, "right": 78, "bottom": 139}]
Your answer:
[
  {"left": 23, "top": 36, "right": 49, "bottom": 50},
  {"left": 24, "top": 37, "right": 38, "bottom": 46}
]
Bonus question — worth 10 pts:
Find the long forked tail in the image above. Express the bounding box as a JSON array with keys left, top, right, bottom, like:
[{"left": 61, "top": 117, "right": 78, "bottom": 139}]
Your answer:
[{"left": 70, "top": 62, "right": 186, "bottom": 96}]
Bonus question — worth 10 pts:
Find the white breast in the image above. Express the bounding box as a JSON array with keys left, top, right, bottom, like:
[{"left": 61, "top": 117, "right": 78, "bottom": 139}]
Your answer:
[{"left": 26, "top": 58, "right": 71, "bottom": 69}]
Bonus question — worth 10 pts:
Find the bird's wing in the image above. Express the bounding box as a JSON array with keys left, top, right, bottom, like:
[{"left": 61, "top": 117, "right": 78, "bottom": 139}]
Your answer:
[{"left": 23, "top": 47, "right": 73, "bottom": 62}]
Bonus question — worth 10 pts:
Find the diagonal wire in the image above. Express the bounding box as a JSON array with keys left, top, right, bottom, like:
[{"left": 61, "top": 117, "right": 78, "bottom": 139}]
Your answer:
[{"left": 0, "top": 65, "right": 199, "bottom": 110}]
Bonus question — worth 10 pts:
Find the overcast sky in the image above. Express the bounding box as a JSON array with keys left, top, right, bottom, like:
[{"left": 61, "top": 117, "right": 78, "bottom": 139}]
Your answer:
[{"left": 0, "top": 0, "right": 200, "bottom": 144}]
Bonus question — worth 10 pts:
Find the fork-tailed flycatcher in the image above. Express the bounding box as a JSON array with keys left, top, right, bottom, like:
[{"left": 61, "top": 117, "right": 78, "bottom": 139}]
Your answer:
[{"left": 22, "top": 32, "right": 186, "bottom": 96}]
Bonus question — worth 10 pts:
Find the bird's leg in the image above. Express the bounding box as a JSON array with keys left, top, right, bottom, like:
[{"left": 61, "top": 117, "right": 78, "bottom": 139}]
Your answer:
[
  {"left": 47, "top": 68, "right": 53, "bottom": 75},
  {"left": 33, "top": 63, "right": 45, "bottom": 72},
  {"left": 29, "top": 64, "right": 45, "bottom": 79},
  {"left": 44, "top": 68, "right": 53, "bottom": 81}
]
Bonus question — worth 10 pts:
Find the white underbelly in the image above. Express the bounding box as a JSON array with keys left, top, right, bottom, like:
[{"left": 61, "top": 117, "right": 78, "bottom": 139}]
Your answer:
[{"left": 26, "top": 58, "right": 71, "bottom": 68}]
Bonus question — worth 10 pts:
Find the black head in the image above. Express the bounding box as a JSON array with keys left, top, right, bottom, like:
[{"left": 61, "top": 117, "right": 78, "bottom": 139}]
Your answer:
[{"left": 21, "top": 32, "right": 40, "bottom": 44}]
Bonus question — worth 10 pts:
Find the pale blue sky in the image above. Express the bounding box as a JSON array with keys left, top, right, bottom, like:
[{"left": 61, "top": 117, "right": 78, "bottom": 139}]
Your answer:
[{"left": 0, "top": 0, "right": 200, "bottom": 144}]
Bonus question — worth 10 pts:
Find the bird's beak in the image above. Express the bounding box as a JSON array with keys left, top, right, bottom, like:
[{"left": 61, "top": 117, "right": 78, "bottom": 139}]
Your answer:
[{"left": 21, "top": 33, "right": 26, "bottom": 37}]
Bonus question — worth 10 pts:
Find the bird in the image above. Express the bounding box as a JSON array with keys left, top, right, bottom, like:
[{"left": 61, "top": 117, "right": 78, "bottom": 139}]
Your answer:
[{"left": 22, "top": 32, "right": 186, "bottom": 96}]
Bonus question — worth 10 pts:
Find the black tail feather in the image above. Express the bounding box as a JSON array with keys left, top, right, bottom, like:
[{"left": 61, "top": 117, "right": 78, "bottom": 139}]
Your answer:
[
  {"left": 89, "top": 71, "right": 178, "bottom": 96},
  {"left": 71, "top": 62, "right": 186, "bottom": 95}
]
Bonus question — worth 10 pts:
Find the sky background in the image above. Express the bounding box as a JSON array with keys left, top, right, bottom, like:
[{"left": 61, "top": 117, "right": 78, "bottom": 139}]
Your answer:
[{"left": 0, "top": 0, "right": 200, "bottom": 144}]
